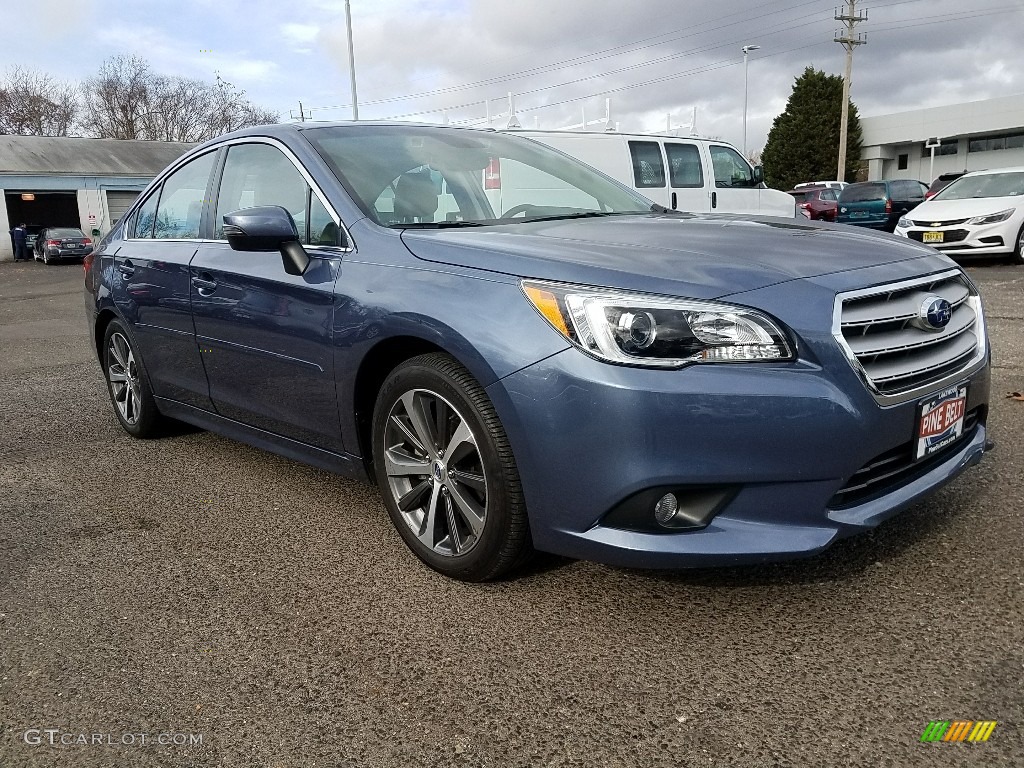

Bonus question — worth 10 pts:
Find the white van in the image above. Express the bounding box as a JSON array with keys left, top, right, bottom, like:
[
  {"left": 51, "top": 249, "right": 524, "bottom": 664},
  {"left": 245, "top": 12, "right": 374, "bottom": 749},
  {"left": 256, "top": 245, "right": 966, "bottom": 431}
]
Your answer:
[{"left": 505, "top": 130, "right": 797, "bottom": 218}]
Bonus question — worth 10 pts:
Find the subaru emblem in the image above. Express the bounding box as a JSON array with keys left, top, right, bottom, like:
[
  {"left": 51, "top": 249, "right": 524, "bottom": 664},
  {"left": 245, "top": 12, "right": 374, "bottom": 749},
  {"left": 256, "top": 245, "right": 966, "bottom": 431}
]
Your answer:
[{"left": 913, "top": 296, "right": 952, "bottom": 331}]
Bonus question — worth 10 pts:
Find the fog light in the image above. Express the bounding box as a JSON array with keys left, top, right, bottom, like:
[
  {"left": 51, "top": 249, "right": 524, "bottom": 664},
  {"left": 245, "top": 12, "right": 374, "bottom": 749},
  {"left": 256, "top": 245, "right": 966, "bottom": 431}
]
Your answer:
[{"left": 653, "top": 493, "right": 679, "bottom": 526}]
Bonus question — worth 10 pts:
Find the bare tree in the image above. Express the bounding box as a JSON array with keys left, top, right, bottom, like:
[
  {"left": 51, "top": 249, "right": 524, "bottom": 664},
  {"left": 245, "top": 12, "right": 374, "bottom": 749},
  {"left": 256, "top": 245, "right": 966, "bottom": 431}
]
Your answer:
[
  {"left": 0, "top": 66, "right": 79, "bottom": 136},
  {"left": 81, "top": 56, "right": 278, "bottom": 142},
  {"left": 80, "top": 56, "right": 155, "bottom": 140}
]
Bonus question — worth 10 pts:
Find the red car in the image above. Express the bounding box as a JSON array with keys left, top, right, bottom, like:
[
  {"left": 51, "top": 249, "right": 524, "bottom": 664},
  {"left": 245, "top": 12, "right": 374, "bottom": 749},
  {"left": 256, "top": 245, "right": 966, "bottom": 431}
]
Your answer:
[{"left": 787, "top": 185, "right": 839, "bottom": 221}]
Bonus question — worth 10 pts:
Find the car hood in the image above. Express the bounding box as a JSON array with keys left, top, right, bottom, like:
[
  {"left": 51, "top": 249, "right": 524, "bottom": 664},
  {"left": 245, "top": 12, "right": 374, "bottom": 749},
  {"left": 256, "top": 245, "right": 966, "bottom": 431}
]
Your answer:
[
  {"left": 908, "top": 197, "right": 1022, "bottom": 219},
  {"left": 400, "top": 213, "right": 940, "bottom": 299}
]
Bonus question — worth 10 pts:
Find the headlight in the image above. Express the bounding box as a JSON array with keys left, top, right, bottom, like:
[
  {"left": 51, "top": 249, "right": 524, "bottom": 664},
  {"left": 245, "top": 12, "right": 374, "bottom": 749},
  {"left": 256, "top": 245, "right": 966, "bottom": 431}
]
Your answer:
[
  {"left": 522, "top": 281, "right": 794, "bottom": 368},
  {"left": 897, "top": 216, "right": 912, "bottom": 229},
  {"left": 967, "top": 208, "right": 1015, "bottom": 225}
]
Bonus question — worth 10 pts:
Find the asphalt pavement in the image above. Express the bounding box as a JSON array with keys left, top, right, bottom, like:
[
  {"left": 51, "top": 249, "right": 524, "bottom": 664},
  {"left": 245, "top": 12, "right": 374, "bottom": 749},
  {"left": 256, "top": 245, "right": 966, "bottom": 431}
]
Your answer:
[{"left": 0, "top": 257, "right": 1021, "bottom": 767}]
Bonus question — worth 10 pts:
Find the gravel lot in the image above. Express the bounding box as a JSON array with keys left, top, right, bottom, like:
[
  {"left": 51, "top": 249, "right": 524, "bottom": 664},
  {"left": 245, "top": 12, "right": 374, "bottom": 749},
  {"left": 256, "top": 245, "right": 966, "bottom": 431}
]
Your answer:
[{"left": 1, "top": 258, "right": 1021, "bottom": 767}]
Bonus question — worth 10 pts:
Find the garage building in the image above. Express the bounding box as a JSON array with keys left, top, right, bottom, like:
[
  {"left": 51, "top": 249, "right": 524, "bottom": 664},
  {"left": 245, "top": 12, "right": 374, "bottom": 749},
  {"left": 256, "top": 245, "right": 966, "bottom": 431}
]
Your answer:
[{"left": 0, "top": 135, "right": 194, "bottom": 261}]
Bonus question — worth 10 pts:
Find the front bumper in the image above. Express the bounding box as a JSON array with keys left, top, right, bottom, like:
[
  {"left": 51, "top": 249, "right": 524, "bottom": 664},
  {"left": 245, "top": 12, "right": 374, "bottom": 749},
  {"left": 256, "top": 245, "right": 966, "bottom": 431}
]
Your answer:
[
  {"left": 894, "top": 220, "right": 1018, "bottom": 256},
  {"left": 487, "top": 306, "right": 991, "bottom": 569}
]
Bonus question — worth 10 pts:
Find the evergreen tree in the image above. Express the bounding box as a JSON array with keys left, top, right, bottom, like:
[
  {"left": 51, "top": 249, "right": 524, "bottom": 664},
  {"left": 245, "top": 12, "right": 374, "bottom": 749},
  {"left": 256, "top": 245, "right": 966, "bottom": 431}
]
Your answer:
[{"left": 761, "top": 67, "right": 863, "bottom": 190}]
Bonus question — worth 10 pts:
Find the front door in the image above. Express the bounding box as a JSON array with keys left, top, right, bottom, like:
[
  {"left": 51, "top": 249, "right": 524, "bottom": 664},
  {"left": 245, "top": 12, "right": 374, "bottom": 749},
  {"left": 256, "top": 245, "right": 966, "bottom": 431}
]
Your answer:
[
  {"left": 707, "top": 144, "right": 760, "bottom": 215},
  {"left": 190, "top": 141, "right": 344, "bottom": 452}
]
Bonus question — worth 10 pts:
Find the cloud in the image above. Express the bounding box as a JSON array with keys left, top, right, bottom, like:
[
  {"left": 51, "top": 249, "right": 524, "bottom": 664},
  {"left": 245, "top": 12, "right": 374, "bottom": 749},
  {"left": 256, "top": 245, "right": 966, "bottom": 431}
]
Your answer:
[{"left": 282, "top": 22, "right": 320, "bottom": 53}]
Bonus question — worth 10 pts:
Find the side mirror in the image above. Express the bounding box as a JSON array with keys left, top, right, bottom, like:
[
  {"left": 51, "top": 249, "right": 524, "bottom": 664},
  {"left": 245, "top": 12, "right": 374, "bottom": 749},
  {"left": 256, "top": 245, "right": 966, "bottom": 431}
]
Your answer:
[
  {"left": 223, "top": 206, "right": 310, "bottom": 276},
  {"left": 752, "top": 165, "right": 765, "bottom": 185}
]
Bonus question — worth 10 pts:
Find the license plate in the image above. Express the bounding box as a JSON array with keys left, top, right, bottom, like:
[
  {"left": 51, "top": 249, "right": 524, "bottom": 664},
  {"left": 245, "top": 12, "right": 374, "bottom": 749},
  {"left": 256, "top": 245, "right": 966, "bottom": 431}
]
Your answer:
[
  {"left": 916, "top": 385, "right": 967, "bottom": 460},
  {"left": 922, "top": 231, "right": 944, "bottom": 243},
  {"left": 851, "top": 211, "right": 869, "bottom": 218}
]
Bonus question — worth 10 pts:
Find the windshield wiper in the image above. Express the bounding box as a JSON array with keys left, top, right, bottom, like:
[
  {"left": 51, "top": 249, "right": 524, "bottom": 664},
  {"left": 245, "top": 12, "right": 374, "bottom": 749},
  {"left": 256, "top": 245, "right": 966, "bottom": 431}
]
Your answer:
[
  {"left": 514, "top": 210, "right": 644, "bottom": 223},
  {"left": 650, "top": 203, "right": 672, "bottom": 213},
  {"left": 392, "top": 220, "right": 486, "bottom": 229}
]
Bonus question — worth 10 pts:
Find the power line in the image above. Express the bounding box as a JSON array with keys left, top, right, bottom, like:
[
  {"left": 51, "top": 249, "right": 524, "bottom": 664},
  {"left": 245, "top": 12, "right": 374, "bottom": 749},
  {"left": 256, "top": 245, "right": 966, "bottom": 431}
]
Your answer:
[
  {"left": 369, "top": 3, "right": 1018, "bottom": 127},
  {"left": 301, "top": 0, "right": 831, "bottom": 115}
]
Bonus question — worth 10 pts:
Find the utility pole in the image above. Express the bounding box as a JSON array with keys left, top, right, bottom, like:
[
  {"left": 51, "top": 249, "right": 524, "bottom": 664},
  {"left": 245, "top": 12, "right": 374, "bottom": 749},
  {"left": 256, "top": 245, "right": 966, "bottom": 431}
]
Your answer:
[
  {"left": 834, "top": 0, "right": 866, "bottom": 181},
  {"left": 344, "top": 0, "right": 359, "bottom": 120}
]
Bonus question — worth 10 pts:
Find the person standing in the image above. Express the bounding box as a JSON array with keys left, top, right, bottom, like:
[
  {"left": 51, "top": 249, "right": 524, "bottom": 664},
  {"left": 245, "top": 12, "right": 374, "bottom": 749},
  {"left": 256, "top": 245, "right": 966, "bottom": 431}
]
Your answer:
[{"left": 11, "top": 223, "right": 28, "bottom": 262}]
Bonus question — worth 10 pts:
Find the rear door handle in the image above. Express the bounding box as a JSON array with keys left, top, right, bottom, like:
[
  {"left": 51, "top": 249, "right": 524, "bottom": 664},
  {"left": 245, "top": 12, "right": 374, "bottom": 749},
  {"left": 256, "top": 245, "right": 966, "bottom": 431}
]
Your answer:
[
  {"left": 191, "top": 275, "right": 217, "bottom": 294},
  {"left": 116, "top": 260, "right": 135, "bottom": 277},
  {"left": 671, "top": 192, "right": 677, "bottom": 210},
  {"left": 711, "top": 191, "right": 717, "bottom": 209}
]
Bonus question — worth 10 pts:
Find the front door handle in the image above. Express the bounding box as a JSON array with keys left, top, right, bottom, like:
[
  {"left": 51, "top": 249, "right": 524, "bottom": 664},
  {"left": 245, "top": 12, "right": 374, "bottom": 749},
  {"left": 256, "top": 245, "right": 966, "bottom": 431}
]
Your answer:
[
  {"left": 671, "top": 192, "right": 677, "bottom": 210},
  {"left": 191, "top": 275, "right": 217, "bottom": 294},
  {"left": 117, "top": 260, "right": 135, "bottom": 277}
]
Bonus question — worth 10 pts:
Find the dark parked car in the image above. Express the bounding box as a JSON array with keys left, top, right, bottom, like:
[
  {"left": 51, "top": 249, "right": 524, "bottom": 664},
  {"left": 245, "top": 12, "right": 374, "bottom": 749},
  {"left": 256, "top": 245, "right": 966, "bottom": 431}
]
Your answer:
[
  {"left": 925, "top": 172, "right": 965, "bottom": 200},
  {"left": 836, "top": 179, "right": 928, "bottom": 231},
  {"left": 787, "top": 185, "right": 838, "bottom": 221},
  {"left": 34, "top": 227, "right": 93, "bottom": 264},
  {"left": 84, "top": 123, "right": 991, "bottom": 581}
]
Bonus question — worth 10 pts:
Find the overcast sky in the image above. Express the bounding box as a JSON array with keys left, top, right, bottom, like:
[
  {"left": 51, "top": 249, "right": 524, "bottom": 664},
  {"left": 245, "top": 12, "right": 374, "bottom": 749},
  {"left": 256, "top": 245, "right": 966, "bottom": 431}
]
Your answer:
[{"left": 4, "top": 0, "right": 1022, "bottom": 151}]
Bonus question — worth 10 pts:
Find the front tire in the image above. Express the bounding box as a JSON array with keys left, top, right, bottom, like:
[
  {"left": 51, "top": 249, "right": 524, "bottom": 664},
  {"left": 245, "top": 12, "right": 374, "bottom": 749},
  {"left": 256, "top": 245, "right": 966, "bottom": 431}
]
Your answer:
[
  {"left": 101, "top": 320, "right": 166, "bottom": 438},
  {"left": 371, "top": 353, "right": 532, "bottom": 581},
  {"left": 1010, "top": 221, "right": 1024, "bottom": 266}
]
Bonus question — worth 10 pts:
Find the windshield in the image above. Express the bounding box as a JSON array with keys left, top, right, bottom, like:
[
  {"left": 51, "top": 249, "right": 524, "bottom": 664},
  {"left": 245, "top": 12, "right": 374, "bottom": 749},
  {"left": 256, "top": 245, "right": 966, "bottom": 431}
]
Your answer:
[
  {"left": 933, "top": 171, "right": 1024, "bottom": 201},
  {"left": 303, "top": 125, "right": 656, "bottom": 227},
  {"left": 47, "top": 228, "right": 85, "bottom": 238}
]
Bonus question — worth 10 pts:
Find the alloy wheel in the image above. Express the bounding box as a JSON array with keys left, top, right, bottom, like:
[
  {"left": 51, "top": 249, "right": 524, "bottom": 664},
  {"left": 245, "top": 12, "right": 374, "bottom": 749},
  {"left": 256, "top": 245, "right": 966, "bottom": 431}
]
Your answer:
[
  {"left": 107, "top": 332, "right": 142, "bottom": 425},
  {"left": 382, "top": 388, "right": 488, "bottom": 557}
]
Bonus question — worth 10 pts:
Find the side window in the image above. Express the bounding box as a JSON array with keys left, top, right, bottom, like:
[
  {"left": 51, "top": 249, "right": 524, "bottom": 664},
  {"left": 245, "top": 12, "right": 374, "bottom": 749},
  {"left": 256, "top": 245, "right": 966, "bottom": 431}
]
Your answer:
[
  {"left": 665, "top": 143, "right": 704, "bottom": 188},
  {"left": 709, "top": 145, "right": 755, "bottom": 188},
  {"left": 133, "top": 191, "right": 159, "bottom": 239},
  {"left": 153, "top": 152, "right": 216, "bottom": 239},
  {"left": 215, "top": 143, "right": 311, "bottom": 242},
  {"left": 628, "top": 141, "right": 665, "bottom": 188}
]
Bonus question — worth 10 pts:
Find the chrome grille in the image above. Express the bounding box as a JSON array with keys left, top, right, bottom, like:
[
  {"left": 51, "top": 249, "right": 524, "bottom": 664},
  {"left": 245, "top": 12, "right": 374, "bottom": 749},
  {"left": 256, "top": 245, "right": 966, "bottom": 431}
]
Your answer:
[{"left": 834, "top": 271, "right": 986, "bottom": 402}]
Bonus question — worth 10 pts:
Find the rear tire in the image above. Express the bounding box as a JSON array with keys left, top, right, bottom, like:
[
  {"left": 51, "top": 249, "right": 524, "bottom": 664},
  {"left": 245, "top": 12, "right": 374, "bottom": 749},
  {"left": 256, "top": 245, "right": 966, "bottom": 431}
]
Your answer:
[
  {"left": 101, "top": 319, "right": 167, "bottom": 438},
  {"left": 371, "top": 353, "right": 532, "bottom": 581}
]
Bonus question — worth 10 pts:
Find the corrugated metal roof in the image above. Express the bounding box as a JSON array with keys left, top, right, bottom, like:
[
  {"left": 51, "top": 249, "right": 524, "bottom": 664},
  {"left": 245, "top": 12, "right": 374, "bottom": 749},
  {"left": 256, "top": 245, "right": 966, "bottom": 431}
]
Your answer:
[{"left": 0, "top": 135, "right": 196, "bottom": 177}]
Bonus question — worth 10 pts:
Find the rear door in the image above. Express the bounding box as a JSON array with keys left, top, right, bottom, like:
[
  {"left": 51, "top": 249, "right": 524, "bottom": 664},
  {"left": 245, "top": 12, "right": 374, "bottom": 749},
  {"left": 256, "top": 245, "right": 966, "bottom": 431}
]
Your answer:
[
  {"left": 111, "top": 150, "right": 219, "bottom": 410},
  {"left": 190, "top": 139, "right": 345, "bottom": 452},
  {"left": 663, "top": 141, "right": 709, "bottom": 213},
  {"left": 707, "top": 144, "right": 759, "bottom": 215}
]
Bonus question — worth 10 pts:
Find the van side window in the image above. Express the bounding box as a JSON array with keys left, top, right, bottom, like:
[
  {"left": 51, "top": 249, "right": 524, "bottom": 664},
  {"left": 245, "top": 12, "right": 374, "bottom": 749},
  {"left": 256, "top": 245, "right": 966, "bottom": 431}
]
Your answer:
[
  {"left": 709, "top": 145, "right": 756, "bottom": 188},
  {"left": 665, "top": 144, "right": 703, "bottom": 188},
  {"left": 628, "top": 141, "right": 666, "bottom": 188}
]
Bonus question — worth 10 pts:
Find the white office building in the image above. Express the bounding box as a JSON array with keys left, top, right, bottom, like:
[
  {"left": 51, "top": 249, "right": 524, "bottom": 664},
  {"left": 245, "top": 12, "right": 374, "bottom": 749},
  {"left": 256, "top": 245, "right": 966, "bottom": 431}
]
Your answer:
[{"left": 860, "top": 93, "right": 1024, "bottom": 183}]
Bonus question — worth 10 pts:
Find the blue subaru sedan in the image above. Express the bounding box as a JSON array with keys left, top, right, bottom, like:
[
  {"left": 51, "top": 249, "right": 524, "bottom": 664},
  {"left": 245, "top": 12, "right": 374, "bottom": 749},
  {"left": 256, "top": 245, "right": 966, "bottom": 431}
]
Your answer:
[{"left": 84, "top": 123, "right": 991, "bottom": 581}]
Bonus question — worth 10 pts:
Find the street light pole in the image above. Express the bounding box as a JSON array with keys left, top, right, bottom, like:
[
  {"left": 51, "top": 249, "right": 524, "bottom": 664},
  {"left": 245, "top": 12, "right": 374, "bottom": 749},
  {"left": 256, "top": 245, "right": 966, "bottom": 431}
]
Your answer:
[
  {"left": 344, "top": 0, "right": 359, "bottom": 120},
  {"left": 742, "top": 45, "right": 760, "bottom": 157}
]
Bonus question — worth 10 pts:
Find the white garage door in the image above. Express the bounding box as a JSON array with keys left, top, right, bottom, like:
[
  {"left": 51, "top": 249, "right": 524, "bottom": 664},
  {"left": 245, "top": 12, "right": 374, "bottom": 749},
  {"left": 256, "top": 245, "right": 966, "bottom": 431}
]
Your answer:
[{"left": 106, "top": 191, "right": 139, "bottom": 226}]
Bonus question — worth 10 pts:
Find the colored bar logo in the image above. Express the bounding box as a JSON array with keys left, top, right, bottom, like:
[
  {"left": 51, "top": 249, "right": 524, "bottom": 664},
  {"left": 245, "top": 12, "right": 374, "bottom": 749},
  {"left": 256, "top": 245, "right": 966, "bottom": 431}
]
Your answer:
[{"left": 920, "top": 721, "right": 997, "bottom": 742}]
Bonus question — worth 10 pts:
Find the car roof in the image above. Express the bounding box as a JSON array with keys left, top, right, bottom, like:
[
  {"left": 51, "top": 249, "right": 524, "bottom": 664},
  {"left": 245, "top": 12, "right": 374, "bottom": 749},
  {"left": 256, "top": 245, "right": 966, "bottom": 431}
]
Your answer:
[
  {"left": 507, "top": 128, "right": 721, "bottom": 143},
  {"left": 959, "top": 166, "right": 1024, "bottom": 177}
]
